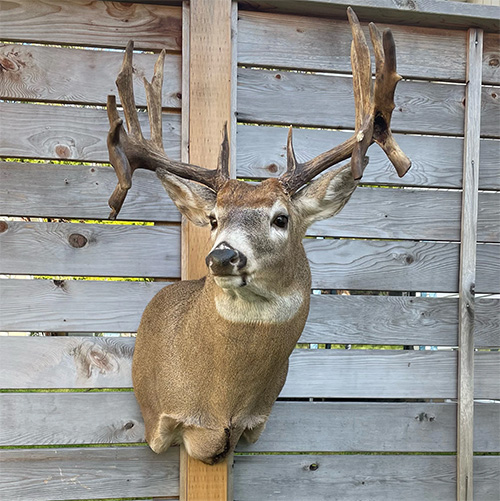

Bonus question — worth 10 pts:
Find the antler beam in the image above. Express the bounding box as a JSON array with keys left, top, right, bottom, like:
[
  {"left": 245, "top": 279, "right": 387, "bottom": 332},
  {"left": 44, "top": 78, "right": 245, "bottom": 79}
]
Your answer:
[{"left": 279, "top": 7, "right": 411, "bottom": 195}]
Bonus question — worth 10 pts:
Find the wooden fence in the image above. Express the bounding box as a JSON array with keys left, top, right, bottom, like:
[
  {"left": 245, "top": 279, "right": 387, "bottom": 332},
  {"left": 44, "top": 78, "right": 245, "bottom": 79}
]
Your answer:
[{"left": 0, "top": 0, "right": 499, "bottom": 499}]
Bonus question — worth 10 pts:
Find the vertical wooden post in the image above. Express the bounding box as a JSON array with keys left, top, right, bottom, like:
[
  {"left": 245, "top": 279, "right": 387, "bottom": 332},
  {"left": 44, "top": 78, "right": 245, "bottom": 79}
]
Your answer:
[
  {"left": 457, "top": 27, "right": 483, "bottom": 501},
  {"left": 179, "top": 1, "right": 235, "bottom": 499}
]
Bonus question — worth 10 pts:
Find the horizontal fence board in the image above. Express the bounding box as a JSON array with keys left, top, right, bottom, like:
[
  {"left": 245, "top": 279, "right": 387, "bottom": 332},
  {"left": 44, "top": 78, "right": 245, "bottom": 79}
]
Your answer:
[
  {"left": 0, "top": 102, "right": 182, "bottom": 163},
  {"left": 1, "top": 280, "right": 498, "bottom": 346},
  {"left": 306, "top": 239, "right": 499, "bottom": 294},
  {"left": 0, "top": 446, "right": 179, "bottom": 501},
  {"left": 1, "top": 336, "right": 497, "bottom": 398},
  {"left": 237, "top": 67, "right": 467, "bottom": 136},
  {"left": 236, "top": 125, "right": 500, "bottom": 190},
  {"left": 0, "top": 44, "right": 182, "bottom": 107},
  {"left": 482, "top": 85, "right": 500, "bottom": 137},
  {"left": 310, "top": 189, "right": 498, "bottom": 243},
  {"left": 484, "top": 33, "right": 500, "bottom": 85},
  {"left": 0, "top": 162, "right": 181, "bottom": 222},
  {"left": 233, "top": 455, "right": 499, "bottom": 501},
  {"left": 0, "top": 221, "right": 181, "bottom": 278},
  {"left": 2, "top": 395, "right": 498, "bottom": 452},
  {"left": 238, "top": 11, "right": 467, "bottom": 82},
  {"left": 0, "top": 279, "right": 166, "bottom": 333},
  {"left": 2, "top": 161, "right": 498, "bottom": 241},
  {"left": 0, "top": 0, "right": 182, "bottom": 51}
]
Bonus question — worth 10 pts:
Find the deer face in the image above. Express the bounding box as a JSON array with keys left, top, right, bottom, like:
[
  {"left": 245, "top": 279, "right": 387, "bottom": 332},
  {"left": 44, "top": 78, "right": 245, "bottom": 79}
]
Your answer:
[
  {"left": 206, "top": 179, "right": 299, "bottom": 291},
  {"left": 157, "top": 166, "right": 360, "bottom": 295}
]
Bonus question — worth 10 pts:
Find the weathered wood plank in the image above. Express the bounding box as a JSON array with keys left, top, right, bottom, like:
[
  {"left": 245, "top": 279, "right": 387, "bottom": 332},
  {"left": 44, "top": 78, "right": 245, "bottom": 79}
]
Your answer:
[
  {"left": 1, "top": 336, "right": 498, "bottom": 398},
  {"left": 0, "top": 102, "right": 182, "bottom": 163},
  {"left": 0, "top": 0, "right": 182, "bottom": 51},
  {"left": 235, "top": 124, "right": 500, "bottom": 190},
  {"left": 481, "top": 84, "right": 500, "bottom": 137},
  {"left": 237, "top": 67, "right": 466, "bottom": 136},
  {"left": 458, "top": 28, "right": 483, "bottom": 501},
  {"left": 5, "top": 280, "right": 499, "bottom": 347},
  {"left": 0, "top": 221, "right": 181, "bottom": 278},
  {"left": 483, "top": 32, "right": 500, "bottom": 85},
  {"left": 2, "top": 394, "right": 498, "bottom": 452},
  {"left": 237, "top": 0, "right": 500, "bottom": 32},
  {"left": 0, "top": 162, "right": 181, "bottom": 222},
  {"left": 238, "top": 10, "right": 467, "bottom": 81},
  {"left": 233, "top": 455, "right": 499, "bottom": 501},
  {"left": 309, "top": 189, "right": 499, "bottom": 243},
  {"left": 3, "top": 161, "right": 497, "bottom": 241},
  {"left": 238, "top": 67, "right": 500, "bottom": 138},
  {"left": 0, "top": 446, "right": 179, "bottom": 501},
  {"left": 0, "top": 44, "right": 182, "bottom": 107},
  {"left": 306, "top": 239, "right": 498, "bottom": 294}
]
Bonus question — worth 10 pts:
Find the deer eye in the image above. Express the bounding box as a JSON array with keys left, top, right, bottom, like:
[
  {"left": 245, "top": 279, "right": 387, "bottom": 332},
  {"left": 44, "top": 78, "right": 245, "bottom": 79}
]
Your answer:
[
  {"left": 272, "top": 215, "right": 288, "bottom": 229},
  {"left": 209, "top": 216, "right": 218, "bottom": 230}
]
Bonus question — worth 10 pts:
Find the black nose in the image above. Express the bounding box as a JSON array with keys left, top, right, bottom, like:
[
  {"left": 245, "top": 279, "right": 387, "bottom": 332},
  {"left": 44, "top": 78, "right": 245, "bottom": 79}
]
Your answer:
[{"left": 206, "top": 246, "right": 247, "bottom": 275}]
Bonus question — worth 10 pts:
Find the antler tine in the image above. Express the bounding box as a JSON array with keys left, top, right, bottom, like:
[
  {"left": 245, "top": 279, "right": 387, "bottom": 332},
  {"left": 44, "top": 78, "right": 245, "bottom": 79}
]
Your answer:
[
  {"left": 143, "top": 49, "right": 166, "bottom": 150},
  {"left": 369, "top": 24, "right": 411, "bottom": 177},
  {"left": 116, "top": 41, "right": 143, "bottom": 139},
  {"left": 215, "top": 122, "right": 231, "bottom": 188}
]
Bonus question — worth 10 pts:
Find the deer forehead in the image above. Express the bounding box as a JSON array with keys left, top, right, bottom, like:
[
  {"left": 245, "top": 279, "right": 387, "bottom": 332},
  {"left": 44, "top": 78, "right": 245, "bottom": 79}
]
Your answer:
[{"left": 216, "top": 178, "right": 289, "bottom": 210}]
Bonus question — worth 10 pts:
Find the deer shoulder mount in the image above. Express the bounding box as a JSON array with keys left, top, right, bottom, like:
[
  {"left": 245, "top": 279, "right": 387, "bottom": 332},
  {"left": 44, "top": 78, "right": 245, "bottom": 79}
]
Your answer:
[{"left": 106, "top": 8, "right": 410, "bottom": 465}]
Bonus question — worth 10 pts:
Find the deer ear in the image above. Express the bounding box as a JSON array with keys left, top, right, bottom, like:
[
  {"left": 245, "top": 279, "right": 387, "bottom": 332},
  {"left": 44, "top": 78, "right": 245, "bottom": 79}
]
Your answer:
[
  {"left": 291, "top": 163, "right": 360, "bottom": 229},
  {"left": 157, "top": 168, "right": 217, "bottom": 226}
]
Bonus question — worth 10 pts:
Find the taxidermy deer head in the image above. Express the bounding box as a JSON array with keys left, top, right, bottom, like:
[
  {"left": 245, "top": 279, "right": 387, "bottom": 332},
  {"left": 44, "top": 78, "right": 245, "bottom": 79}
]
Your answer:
[{"left": 106, "top": 8, "right": 410, "bottom": 465}]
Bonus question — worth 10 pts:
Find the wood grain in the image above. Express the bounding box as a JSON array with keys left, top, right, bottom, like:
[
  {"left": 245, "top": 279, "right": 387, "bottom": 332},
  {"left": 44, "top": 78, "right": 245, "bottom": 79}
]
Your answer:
[
  {"left": 180, "top": 1, "right": 235, "bottom": 498},
  {"left": 483, "top": 32, "right": 500, "bottom": 85},
  {"left": 308, "top": 188, "right": 499, "bottom": 243},
  {"left": 0, "top": 220, "right": 181, "bottom": 278},
  {"left": 1, "top": 336, "right": 497, "bottom": 397},
  {"left": 2, "top": 394, "right": 497, "bottom": 453},
  {"left": 458, "top": 28, "right": 484, "bottom": 501},
  {"left": 238, "top": 10, "right": 467, "bottom": 82},
  {"left": 0, "top": 102, "right": 182, "bottom": 163},
  {"left": 0, "top": 446, "right": 179, "bottom": 501},
  {"left": 235, "top": 124, "right": 500, "bottom": 190},
  {"left": 3, "top": 161, "right": 498, "bottom": 241},
  {"left": 237, "top": 67, "right": 467, "bottom": 136},
  {"left": 2, "top": 280, "right": 498, "bottom": 347},
  {"left": 0, "top": 44, "right": 182, "bottom": 107},
  {"left": 236, "top": 0, "right": 500, "bottom": 32},
  {"left": 0, "top": 0, "right": 182, "bottom": 51},
  {"left": 0, "top": 162, "right": 181, "bottom": 222},
  {"left": 305, "top": 238, "right": 499, "bottom": 294},
  {"left": 233, "top": 454, "right": 499, "bottom": 501}
]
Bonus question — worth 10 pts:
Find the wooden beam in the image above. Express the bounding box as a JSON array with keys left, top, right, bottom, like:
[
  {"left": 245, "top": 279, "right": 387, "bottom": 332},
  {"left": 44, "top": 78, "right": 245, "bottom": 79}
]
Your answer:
[
  {"left": 179, "top": 1, "right": 235, "bottom": 500},
  {"left": 457, "top": 27, "right": 483, "bottom": 501}
]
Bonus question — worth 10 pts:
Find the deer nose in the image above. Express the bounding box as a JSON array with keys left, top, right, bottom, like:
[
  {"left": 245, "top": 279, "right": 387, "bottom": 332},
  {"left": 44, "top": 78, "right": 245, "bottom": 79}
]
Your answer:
[{"left": 206, "top": 246, "right": 247, "bottom": 275}]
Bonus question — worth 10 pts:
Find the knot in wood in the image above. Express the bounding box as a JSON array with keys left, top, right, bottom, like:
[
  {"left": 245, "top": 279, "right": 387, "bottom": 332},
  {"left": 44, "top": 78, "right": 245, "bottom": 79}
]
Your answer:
[
  {"left": 489, "top": 58, "right": 499, "bottom": 67},
  {"left": 55, "top": 144, "right": 71, "bottom": 159},
  {"left": 308, "top": 463, "right": 319, "bottom": 471},
  {"left": 0, "top": 221, "right": 8, "bottom": 233},
  {"left": 69, "top": 233, "right": 88, "bottom": 248}
]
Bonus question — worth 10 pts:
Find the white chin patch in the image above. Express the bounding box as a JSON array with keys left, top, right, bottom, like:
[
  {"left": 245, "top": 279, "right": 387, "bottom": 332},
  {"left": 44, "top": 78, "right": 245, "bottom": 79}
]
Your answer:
[{"left": 213, "top": 275, "right": 247, "bottom": 290}]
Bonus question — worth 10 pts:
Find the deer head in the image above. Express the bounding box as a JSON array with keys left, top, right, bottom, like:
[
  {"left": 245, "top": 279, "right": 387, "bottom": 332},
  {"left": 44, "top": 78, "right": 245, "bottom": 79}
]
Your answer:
[{"left": 107, "top": 8, "right": 410, "bottom": 464}]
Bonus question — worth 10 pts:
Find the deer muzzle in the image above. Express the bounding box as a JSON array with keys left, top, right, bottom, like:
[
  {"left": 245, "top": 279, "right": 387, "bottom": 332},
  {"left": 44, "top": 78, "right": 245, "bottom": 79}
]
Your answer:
[{"left": 206, "top": 243, "right": 247, "bottom": 277}]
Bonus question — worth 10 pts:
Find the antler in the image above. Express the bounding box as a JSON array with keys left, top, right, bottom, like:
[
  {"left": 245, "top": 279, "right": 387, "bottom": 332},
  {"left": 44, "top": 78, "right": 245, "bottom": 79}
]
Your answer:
[
  {"left": 106, "top": 41, "right": 229, "bottom": 219},
  {"left": 279, "top": 7, "right": 411, "bottom": 195}
]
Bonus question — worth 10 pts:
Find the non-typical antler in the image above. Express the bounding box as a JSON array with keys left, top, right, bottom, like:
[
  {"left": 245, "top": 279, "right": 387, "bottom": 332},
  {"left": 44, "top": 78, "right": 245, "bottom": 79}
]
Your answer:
[
  {"left": 279, "top": 7, "right": 411, "bottom": 195},
  {"left": 106, "top": 8, "right": 410, "bottom": 218},
  {"left": 106, "top": 41, "right": 229, "bottom": 219}
]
